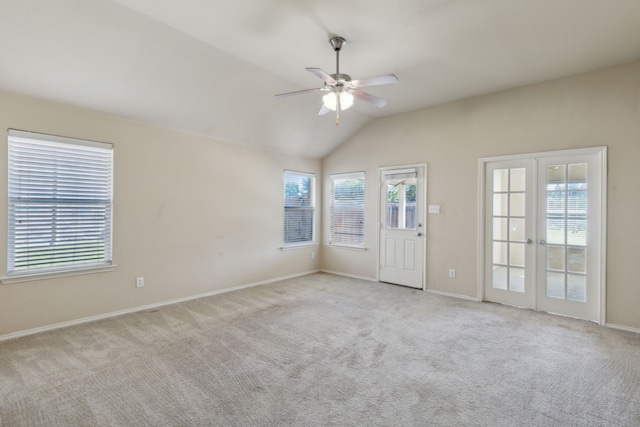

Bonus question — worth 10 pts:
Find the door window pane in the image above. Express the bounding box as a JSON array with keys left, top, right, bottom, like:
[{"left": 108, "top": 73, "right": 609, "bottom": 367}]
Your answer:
[
  {"left": 510, "top": 193, "right": 525, "bottom": 217},
  {"left": 493, "top": 218, "right": 508, "bottom": 240},
  {"left": 385, "top": 172, "right": 416, "bottom": 230},
  {"left": 493, "top": 169, "right": 508, "bottom": 192},
  {"left": 493, "top": 242, "right": 508, "bottom": 265},
  {"left": 509, "top": 218, "right": 525, "bottom": 241},
  {"left": 547, "top": 246, "right": 565, "bottom": 271},
  {"left": 547, "top": 272, "right": 565, "bottom": 299},
  {"left": 567, "top": 248, "right": 586, "bottom": 273},
  {"left": 509, "top": 268, "right": 525, "bottom": 293},
  {"left": 547, "top": 218, "right": 565, "bottom": 245},
  {"left": 493, "top": 194, "right": 508, "bottom": 216},
  {"left": 510, "top": 168, "right": 526, "bottom": 192},
  {"left": 567, "top": 275, "right": 587, "bottom": 302},
  {"left": 509, "top": 243, "right": 525, "bottom": 267}
]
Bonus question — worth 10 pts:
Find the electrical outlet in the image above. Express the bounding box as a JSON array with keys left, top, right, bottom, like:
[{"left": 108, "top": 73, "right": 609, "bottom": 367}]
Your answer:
[
  {"left": 448, "top": 269, "right": 456, "bottom": 278},
  {"left": 136, "top": 277, "right": 144, "bottom": 288}
]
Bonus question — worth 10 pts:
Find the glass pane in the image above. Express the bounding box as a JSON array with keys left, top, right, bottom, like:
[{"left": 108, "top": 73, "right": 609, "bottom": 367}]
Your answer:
[
  {"left": 492, "top": 266, "right": 508, "bottom": 290},
  {"left": 547, "top": 245, "right": 565, "bottom": 271},
  {"left": 568, "top": 163, "right": 587, "bottom": 190},
  {"left": 547, "top": 218, "right": 565, "bottom": 245},
  {"left": 510, "top": 168, "right": 526, "bottom": 192},
  {"left": 547, "top": 272, "right": 565, "bottom": 299},
  {"left": 510, "top": 193, "right": 525, "bottom": 217},
  {"left": 493, "top": 169, "right": 508, "bottom": 192},
  {"left": 567, "top": 220, "right": 587, "bottom": 246},
  {"left": 493, "top": 242, "right": 508, "bottom": 265},
  {"left": 493, "top": 218, "right": 508, "bottom": 240},
  {"left": 568, "top": 191, "right": 587, "bottom": 217},
  {"left": 567, "top": 248, "right": 586, "bottom": 273},
  {"left": 405, "top": 183, "right": 416, "bottom": 229},
  {"left": 547, "top": 165, "right": 566, "bottom": 190},
  {"left": 509, "top": 243, "right": 525, "bottom": 267},
  {"left": 509, "top": 218, "right": 525, "bottom": 241},
  {"left": 509, "top": 268, "right": 525, "bottom": 293},
  {"left": 493, "top": 194, "right": 508, "bottom": 216},
  {"left": 547, "top": 191, "right": 565, "bottom": 215},
  {"left": 567, "top": 275, "right": 587, "bottom": 302}
]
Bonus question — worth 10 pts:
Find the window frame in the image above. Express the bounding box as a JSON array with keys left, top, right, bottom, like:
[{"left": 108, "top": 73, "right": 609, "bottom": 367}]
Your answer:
[
  {"left": 283, "top": 170, "right": 316, "bottom": 248},
  {"left": 3, "top": 130, "right": 114, "bottom": 283},
  {"left": 329, "top": 171, "right": 366, "bottom": 248}
]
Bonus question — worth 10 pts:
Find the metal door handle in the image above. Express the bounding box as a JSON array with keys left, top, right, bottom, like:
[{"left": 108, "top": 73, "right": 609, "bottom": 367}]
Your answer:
[
  {"left": 416, "top": 232, "right": 423, "bottom": 237},
  {"left": 526, "top": 239, "right": 532, "bottom": 244},
  {"left": 538, "top": 239, "right": 546, "bottom": 245}
]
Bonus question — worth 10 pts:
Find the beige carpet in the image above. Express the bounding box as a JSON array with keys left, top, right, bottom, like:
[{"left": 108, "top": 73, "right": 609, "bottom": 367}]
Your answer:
[{"left": 1, "top": 272, "right": 639, "bottom": 426}]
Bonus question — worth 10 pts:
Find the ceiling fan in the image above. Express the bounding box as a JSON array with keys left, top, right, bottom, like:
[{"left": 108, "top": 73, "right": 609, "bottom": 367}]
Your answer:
[{"left": 275, "top": 36, "right": 399, "bottom": 125}]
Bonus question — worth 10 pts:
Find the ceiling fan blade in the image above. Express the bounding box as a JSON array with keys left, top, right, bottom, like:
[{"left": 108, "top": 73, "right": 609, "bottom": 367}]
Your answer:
[
  {"left": 351, "top": 90, "right": 388, "bottom": 108},
  {"left": 351, "top": 74, "right": 399, "bottom": 88},
  {"left": 318, "top": 105, "right": 331, "bottom": 116},
  {"left": 275, "top": 87, "right": 322, "bottom": 98},
  {"left": 306, "top": 68, "right": 337, "bottom": 84}
]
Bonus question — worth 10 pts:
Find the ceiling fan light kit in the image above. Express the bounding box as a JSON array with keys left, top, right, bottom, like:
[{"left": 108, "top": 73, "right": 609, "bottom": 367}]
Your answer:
[{"left": 275, "top": 36, "right": 399, "bottom": 125}]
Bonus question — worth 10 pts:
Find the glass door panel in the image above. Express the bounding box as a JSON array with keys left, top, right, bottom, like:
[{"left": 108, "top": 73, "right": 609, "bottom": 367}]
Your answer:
[{"left": 485, "top": 160, "right": 535, "bottom": 309}]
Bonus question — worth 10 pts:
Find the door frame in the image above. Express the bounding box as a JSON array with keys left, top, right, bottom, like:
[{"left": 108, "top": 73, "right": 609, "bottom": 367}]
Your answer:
[
  {"left": 477, "top": 147, "right": 607, "bottom": 324},
  {"left": 377, "top": 163, "right": 427, "bottom": 290}
]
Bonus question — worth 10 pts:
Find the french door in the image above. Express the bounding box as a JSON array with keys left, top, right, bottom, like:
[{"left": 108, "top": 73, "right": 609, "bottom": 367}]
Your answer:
[{"left": 483, "top": 148, "right": 605, "bottom": 323}]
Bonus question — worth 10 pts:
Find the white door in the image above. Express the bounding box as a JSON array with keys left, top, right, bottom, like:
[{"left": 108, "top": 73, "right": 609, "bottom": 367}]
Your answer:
[
  {"left": 536, "top": 154, "right": 603, "bottom": 321},
  {"left": 484, "top": 159, "right": 536, "bottom": 309},
  {"left": 483, "top": 148, "right": 605, "bottom": 322},
  {"left": 379, "top": 166, "right": 425, "bottom": 289}
]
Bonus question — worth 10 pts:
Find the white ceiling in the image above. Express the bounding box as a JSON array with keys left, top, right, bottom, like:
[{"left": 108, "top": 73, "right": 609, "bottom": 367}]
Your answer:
[{"left": 2, "top": 0, "right": 640, "bottom": 158}]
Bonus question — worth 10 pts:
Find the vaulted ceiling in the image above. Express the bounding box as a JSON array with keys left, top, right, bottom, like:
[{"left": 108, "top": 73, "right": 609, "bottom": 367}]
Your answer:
[{"left": 2, "top": 0, "right": 640, "bottom": 158}]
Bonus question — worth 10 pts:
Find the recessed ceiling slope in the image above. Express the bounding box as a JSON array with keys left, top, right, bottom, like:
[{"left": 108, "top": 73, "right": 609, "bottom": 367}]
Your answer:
[{"left": 2, "top": 0, "right": 640, "bottom": 158}]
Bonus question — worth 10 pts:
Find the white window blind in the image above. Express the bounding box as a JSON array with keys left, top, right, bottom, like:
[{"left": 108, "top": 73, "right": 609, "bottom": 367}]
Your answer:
[
  {"left": 284, "top": 170, "right": 315, "bottom": 245},
  {"left": 7, "top": 130, "right": 113, "bottom": 275},
  {"left": 330, "top": 172, "right": 365, "bottom": 246}
]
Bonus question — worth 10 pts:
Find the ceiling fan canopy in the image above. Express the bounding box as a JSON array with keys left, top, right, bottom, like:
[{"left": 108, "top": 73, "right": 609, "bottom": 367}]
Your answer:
[{"left": 275, "top": 36, "right": 399, "bottom": 124}]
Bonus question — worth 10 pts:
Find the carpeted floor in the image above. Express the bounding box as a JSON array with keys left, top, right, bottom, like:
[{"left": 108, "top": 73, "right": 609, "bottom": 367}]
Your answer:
[{"left": 1, "top": 272, "right": 639, "bottom": 426}]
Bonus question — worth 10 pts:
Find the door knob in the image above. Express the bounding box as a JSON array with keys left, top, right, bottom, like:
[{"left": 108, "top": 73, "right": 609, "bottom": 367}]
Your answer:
[
  {"left": 416, "top": 232, "right": 423, "bottom": 237},
  {"left": 526, "top": 239, "right": 532, "bottom": 244},
  {"left": 538, "top": 239, "right": 546, "bottom": 245}
]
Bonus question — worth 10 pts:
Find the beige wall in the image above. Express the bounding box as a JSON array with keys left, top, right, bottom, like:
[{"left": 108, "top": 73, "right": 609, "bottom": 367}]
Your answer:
[
  {"left": 322, "top": 61, "right": 640, "bottom": 330},
  {"left": 0, "top": 92, "right": 321, "bottom": 337}
]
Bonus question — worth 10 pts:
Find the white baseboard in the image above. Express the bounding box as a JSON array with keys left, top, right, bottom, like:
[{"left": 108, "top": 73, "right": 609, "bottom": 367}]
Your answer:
[
  {"left": 606, "top": 323, "right": 640, "bottom": 334},
  {"left": 320, "top": 269, "right": 377, "bottom": 282},
  {"left": 426, "top": 288, "right": 481, "bottom": 302},
  {"left": 0, "top": 270, "right": 320, "bottom": 342}
]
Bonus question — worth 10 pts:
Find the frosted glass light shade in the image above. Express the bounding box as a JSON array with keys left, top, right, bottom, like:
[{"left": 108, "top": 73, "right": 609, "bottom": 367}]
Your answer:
[{"left": 322, "top": 91, "right": 354, "bottom": 111}]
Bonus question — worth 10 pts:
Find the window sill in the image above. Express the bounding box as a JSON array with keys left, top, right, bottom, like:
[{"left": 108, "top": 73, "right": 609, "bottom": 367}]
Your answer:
[
  {"left": 327, "top": 243, "right": 367, "bottom": 251},
  {"left": 1, "top": 264, "right": 117, "bottom": 284},
  {"left": 280, "top": 242, "right": 318, "bottom": 251}
]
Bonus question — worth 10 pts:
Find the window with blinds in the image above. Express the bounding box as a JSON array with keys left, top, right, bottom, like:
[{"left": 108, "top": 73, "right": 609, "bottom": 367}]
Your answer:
[
  {"left": 330, "top": 172, "right": 365, "bottom": 247},
  {"left": 283, "top": 170, "right": 315, "bottom": 245},
  {"left": 7, "top": 130, "right": 113, "bottom": 275}
]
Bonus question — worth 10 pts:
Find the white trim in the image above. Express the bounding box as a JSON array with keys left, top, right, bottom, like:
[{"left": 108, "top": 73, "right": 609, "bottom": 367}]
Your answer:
[
  {"left": 477, "top": 159, "right": 486, "bottom": 302},
  {"left": 9, "top": 128, "right": 113, "bottom": 150},
  {"left": 0, "top": 270, "right": 319, "bottom": 342},
  {"left": 320, "top": 269, "right": 377, "bottom": 282},
  {"left": 1, "top": 265, "right": 117, "bottom": 285},
  {"left": 599, "top": 147, "right": 608, "bottom": 326},
  {"left": 280, "top": 242, "right": 318, "bottom": 251},
  {"left": 479, "top": 146, "right": 607, "bottom": 163},
  {"left": 606, "top": 323, "right": 640, "bottom": 335},
  {"left": 427, "top": 288, "right": 481, "bottom": 302},
  {"left": 326, "top": 244, "right": 367, "bottom": 251}
]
